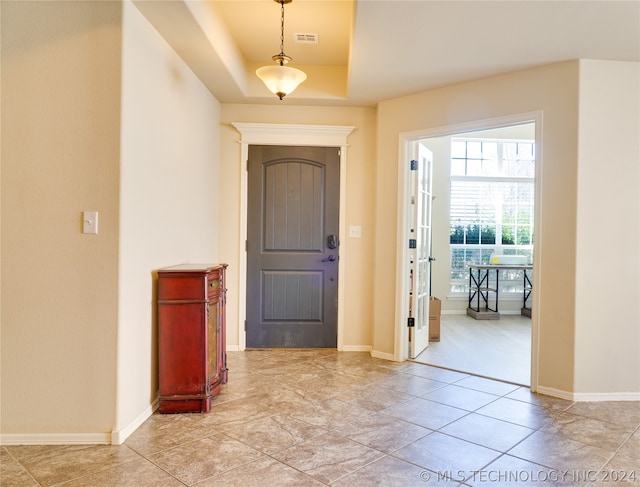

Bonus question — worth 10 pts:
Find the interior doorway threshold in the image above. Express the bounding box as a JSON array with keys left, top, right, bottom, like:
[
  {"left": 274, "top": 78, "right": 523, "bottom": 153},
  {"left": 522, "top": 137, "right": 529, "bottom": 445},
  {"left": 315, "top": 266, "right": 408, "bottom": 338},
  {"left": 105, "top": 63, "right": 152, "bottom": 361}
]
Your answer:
[{"left": 408, "top": 359, "right": 529, "bottom": 388}]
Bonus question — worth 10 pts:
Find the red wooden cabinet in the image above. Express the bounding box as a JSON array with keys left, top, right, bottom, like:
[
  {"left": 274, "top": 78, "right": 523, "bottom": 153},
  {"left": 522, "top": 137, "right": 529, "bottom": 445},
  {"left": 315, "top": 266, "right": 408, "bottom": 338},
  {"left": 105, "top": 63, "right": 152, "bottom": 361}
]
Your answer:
[{"left": 157, "top": 264, "right": 228, "bottom": 413}]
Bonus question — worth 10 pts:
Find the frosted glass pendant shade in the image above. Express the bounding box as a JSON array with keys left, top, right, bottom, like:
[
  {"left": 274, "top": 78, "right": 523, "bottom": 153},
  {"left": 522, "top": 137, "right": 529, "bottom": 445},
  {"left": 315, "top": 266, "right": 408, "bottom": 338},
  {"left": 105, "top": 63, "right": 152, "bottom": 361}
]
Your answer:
[{"left": 256, "top": 65, "right": 307, "bottom": 99}]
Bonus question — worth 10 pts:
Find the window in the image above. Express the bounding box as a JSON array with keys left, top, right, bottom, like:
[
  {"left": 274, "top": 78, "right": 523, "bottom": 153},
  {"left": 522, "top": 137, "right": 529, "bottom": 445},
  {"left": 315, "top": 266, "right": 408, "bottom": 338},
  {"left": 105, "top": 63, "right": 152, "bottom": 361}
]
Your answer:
[{"left": 449, "top": 138, "right": 535, "bottom": 294}]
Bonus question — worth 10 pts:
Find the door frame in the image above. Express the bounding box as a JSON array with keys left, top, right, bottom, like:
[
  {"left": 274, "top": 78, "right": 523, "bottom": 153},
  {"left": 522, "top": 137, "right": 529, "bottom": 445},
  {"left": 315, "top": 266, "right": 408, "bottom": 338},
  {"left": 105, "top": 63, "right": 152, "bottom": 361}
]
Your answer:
[
  {"left": 231, "top": 123, "right": 355, "bottom": 351},
  {"left": 394, "top": 112, "right": 543, "bottom": 391}
]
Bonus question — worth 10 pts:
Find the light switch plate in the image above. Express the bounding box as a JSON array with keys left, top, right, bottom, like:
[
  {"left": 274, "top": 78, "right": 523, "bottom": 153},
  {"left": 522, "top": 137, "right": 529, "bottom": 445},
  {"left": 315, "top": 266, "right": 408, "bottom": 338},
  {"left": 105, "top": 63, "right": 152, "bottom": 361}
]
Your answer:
[
  {"left": 83, "top": 211, "right": 98, "bottom": 234},
  {"left": 349, "top": 225, "right": 362, "bottom": 238}
]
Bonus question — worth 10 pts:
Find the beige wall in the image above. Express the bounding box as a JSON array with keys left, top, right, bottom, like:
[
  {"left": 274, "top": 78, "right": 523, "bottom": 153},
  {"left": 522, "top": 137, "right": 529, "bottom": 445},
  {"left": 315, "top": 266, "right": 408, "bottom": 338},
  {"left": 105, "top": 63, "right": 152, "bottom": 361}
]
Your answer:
[
  {"left": 116, "top": 2, "right": 221, "bottom": 439},
  {"left": 574, "top": 60, "right": 640, "bottom": 395},
  {"left": 1, "top": 1, "right": 222, "bottom": 442},
  {"left": 375, "top": 62, "right": 581, "bottom": 392},
  {"left": 375, "top": 60, "right": 640, "bottom": 396},
  {"left": 1, "top": 1, "right": 123, "bottom": 437},
  {"left": 219, "top": 104, "right": 377, "bottom": 350}
]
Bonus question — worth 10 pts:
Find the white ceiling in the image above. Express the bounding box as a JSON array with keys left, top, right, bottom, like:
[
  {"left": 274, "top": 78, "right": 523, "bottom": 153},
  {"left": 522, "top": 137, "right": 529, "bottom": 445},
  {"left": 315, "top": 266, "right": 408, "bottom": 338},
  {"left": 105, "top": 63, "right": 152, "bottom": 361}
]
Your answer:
[{"left": 134, "top": 0, "right": 640, "bottom": 107}]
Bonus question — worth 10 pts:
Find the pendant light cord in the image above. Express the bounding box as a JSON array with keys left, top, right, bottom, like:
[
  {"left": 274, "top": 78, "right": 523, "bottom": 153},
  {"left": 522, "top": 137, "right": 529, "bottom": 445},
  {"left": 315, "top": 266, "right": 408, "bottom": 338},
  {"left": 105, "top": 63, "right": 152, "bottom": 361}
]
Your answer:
[{"left": 279, "top": 1, "right": 285, "bottom": 64}]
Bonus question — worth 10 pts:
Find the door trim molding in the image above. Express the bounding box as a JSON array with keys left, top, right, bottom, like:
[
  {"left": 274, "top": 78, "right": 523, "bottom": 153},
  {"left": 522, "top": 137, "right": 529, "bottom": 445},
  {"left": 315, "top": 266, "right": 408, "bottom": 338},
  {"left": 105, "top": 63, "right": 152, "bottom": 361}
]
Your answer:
[{"left": 231, "top": 123, "right": 355, "bottom": 351}]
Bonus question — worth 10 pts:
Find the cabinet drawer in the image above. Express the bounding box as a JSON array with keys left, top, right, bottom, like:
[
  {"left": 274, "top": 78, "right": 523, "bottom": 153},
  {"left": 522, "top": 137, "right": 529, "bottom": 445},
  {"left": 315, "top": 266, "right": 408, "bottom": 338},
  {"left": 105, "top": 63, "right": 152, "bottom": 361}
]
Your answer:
[{"left": 158, "top": 275, "right": 206, "bottom": 301}]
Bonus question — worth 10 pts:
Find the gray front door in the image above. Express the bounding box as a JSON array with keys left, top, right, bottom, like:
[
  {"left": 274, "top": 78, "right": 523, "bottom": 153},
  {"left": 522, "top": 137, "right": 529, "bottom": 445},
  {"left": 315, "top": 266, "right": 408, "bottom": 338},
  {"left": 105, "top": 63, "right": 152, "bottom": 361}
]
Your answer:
[{"left": 247, "top": 145, "right": 340, "bottom": 348}]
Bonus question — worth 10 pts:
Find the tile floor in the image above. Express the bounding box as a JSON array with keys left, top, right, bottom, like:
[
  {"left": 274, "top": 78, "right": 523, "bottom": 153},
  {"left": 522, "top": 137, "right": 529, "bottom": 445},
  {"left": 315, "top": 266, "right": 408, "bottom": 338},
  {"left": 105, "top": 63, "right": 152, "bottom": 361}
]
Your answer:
[{"left": 2, "top": 350, "right": 639, "bottom": 486}]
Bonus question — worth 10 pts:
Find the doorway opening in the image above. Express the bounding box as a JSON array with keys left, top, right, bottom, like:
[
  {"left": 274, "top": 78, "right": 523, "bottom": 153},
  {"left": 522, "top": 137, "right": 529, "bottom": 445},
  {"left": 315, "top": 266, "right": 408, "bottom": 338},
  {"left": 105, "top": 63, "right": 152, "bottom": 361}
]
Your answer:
[{"left": 394, "top": 114, "right": 541, "bottom": 388}]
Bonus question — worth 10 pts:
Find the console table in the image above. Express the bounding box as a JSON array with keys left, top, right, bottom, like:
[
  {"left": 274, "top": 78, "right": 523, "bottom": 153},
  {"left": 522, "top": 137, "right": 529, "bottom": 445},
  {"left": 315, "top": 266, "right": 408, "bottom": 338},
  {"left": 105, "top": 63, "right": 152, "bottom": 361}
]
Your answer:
[
  {"left": 158, "top": 264, "right": 228, "bottom": 413},
  {"left": 467, "top": 264, "right": 533, "bottom": 320}
]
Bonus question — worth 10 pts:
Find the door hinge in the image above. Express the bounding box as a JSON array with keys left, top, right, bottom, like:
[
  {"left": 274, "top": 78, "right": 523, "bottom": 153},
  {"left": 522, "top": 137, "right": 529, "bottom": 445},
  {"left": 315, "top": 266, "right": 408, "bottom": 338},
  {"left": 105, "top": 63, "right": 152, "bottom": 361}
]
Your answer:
[
  {"left": 244, "top": 320, "right": 247, "bottom": 331},
  {"left": 338, "top": 149, "right": 341, "bottom": 156},
  {"left": 409, "top": 239, "right": 417, "bottom": 249},
  {"left": 246, "top": 159, "right": 249, "bottom": 171},
  {"left": 410, "top": 159, "right": 418, "bottom": 171},
  {"left": 407, "top": 317, "right": 415, "bottom": 327},
  {"left": 245, "top": 240, "right": 248, "bottom": 252}
]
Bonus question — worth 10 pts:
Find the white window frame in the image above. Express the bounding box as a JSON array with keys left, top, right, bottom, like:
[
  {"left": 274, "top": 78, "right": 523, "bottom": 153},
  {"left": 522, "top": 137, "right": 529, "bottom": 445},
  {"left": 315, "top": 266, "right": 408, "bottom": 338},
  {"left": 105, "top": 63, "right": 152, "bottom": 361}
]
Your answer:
[{"left": 449, "top": 138, "right": 535, "bottom": 297}]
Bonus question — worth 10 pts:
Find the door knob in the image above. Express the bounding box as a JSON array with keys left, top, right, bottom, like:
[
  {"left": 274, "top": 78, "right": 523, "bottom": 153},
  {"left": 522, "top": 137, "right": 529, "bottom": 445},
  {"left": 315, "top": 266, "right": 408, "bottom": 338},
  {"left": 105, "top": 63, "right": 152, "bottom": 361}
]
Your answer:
[{"left": 321, "top": 254, "right": 337, "bottom": 262}]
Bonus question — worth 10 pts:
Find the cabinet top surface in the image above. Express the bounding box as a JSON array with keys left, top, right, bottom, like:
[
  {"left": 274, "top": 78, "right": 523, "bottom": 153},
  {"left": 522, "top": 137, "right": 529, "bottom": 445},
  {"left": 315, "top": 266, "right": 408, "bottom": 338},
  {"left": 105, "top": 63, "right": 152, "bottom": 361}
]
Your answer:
[{"left": 158, "top": 263, "right": 227, "bottom": 273}]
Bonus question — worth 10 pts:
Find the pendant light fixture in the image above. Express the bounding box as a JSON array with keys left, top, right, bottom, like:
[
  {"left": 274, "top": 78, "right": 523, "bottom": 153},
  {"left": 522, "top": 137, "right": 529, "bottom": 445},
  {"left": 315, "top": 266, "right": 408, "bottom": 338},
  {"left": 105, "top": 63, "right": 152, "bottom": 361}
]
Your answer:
[{"left": 256, "top": 0, "right": 307, "bottom": 100}]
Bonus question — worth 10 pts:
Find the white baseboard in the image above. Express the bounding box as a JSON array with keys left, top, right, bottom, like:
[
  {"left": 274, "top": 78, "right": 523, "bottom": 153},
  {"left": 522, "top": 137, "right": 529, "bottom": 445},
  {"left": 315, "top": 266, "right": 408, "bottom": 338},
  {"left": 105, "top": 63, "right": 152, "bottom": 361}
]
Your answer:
[
  {"left": 226, "top": 345, "right": 241, "bottom": 352},
  {"left": 0, "top": 432, "right": 111, "bottom": 446},
  {"left": 537, "top": 386, "right": 640, "bottom": 402},
  {"left": 370, "top": 349, "right": 396, "bottom": 361},
  {"left": 340, "top": 345, "right": 372, "bottom": 352},
  {"left": 0, "top": 400, "right": 159, "bottom": 446},
  {"left": 111, "top": 399, "right": 158, "bottom": 445},
  {"left": 570, "top": 391, "right": 640, "bottom": 402},
  {"left": 535, "top": 386, "right": 574, "bottom": 401}
]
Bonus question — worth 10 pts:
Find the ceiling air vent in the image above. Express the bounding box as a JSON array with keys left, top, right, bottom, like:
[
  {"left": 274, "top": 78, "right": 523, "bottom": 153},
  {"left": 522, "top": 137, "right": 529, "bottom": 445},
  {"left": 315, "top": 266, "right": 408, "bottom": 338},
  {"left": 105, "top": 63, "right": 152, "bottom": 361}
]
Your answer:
[{"left": 294, "top": 33, "right": 318, "bottom": 44}]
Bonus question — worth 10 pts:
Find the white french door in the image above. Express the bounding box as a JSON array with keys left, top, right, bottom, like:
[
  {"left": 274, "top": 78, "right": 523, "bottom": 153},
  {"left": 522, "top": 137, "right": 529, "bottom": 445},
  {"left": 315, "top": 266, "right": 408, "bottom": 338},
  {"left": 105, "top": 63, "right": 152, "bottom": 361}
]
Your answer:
[{"left": 408, "top": 142, "right": 434, "bottom": 359}]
